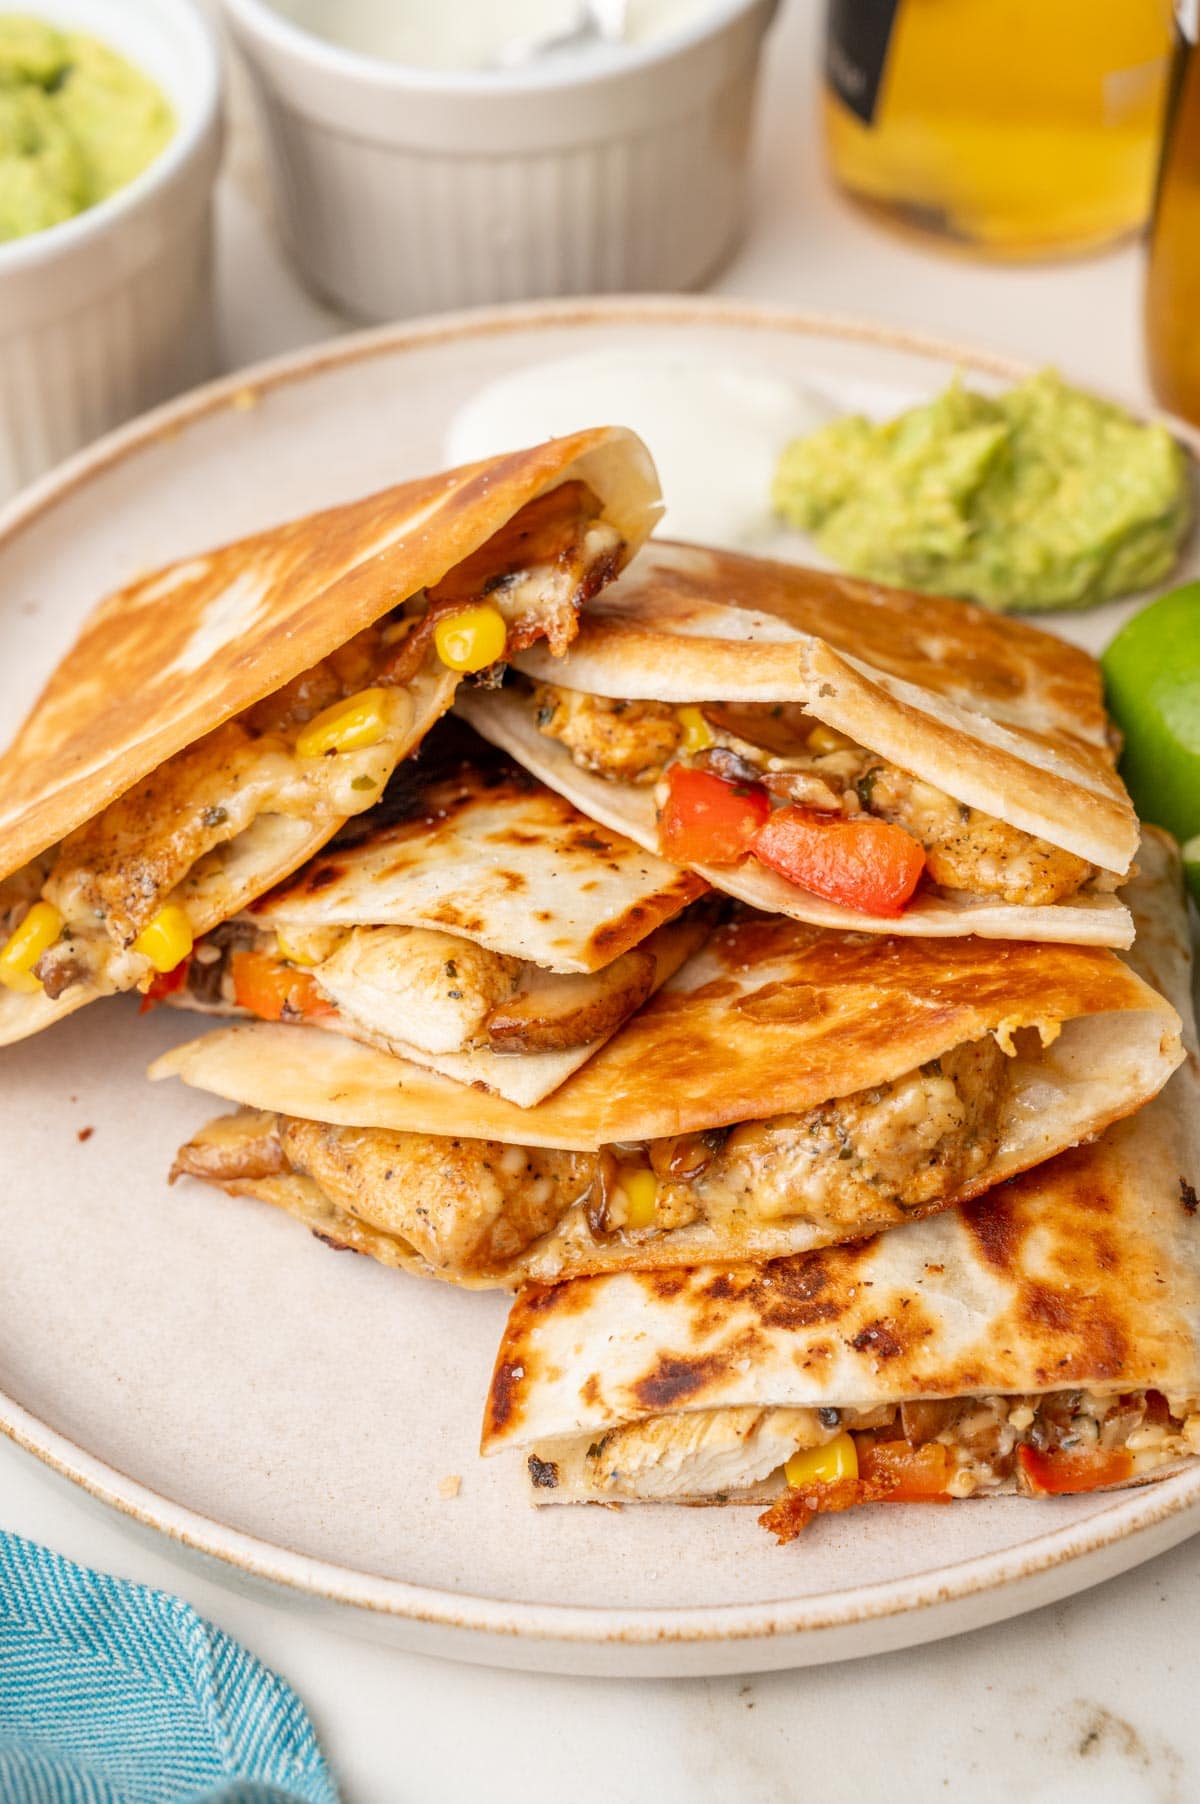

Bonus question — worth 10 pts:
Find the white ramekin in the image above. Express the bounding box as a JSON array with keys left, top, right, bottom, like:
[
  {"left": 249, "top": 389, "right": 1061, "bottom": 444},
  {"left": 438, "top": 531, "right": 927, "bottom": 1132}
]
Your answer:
[
  {"left": 0, "top": 0, "right": 222, "bottom": 501},
  {"left": 221, "top": 0, "right": 779, "bottom": 322}
]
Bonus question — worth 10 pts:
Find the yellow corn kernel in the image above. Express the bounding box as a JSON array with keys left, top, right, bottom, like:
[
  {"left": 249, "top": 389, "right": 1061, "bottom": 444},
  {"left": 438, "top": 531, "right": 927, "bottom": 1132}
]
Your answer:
[
  {"left": 785, "top": 1431, "right": 858, "bottom": 1490},
  {"left": 296, "top": 688, "right": 391, "bottom": 758},
  {"left": 621, "top": 1167, "right": 658, "bottom": 1230},
  {"left": 677, "top": 705, "right": 713, "bottom": 753},
  {"left": 807, "top": 723, "right": 853, "bottom": 755},
  {"left": 274, "top": 927, "right": 316, "bottom": 966},
  {"left": 133, "top": 904, "right": 194, "bottom": 974},
  {"left": 0, "top": 900, "right": 63, "bottom": 992},
  {"left": 433, "top": 604, "right": 508, "bottom": 673}
]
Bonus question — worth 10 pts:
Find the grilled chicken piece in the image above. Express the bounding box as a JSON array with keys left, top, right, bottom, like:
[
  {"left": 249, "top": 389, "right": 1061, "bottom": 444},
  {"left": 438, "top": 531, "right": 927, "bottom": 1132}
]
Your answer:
[
  {"left": 281, "top": 1117, "right": 591, "bottom": 1277},
  {"left": 313, "top": 925, "right": 523, "bottom": 1056},
  {"left": 581, "top": 1407, "right": 831, "bottom": 1501},
  {"left": 174, "top": 1108, "right": 595, "bottom": 1277},
  {"left": 682, "top": 1036, "right": 1007, "bottom": 1234},
  {"left": 701, "top": 703, "right": 820, "bottom": 758},
  {"left": 182, "top": 924, "right": 662, "bottom": 1058},
  {"left": 550, "top": 1400, "right": 898, "bottom": 1501},
  {"left": 532, "top": 684, "right": 684, "bottom": 784},
  {"left": 862, "top": 765, "right": 1095, "bottom": 907},
  {"left": 45, "top": 720, "right": 303, "bottom": 954}
]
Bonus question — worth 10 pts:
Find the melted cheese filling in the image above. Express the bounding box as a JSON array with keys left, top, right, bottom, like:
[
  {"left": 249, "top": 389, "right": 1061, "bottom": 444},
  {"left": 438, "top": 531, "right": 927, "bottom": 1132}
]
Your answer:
[
  {"left": 36, "top": 677, "right": 421, "bottom": 999},
  {"left": 6, "top": 499, "right": 623, "bottom": 1005},
  {"left": 530, "top": 1393, "right": 1200, "bottom": 1503},
  {"left": 529, "top": 688, "right": 1117, "bottom": 909}
]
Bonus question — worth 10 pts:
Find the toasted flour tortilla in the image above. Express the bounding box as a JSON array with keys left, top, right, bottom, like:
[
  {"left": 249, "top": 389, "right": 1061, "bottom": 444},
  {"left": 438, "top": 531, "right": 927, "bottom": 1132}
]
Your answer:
[
  {"left": 153, "top": 837, "right": 1182, "bottom": 1285},
  {"left": 0, "top": 430, "right": 660, "bottom": 1044},
  {"left": 246, "top": 719, "right": 706, "bottom": 972},
  {"left": 482, "top": 834, "right": 1200, "bottom": 1514},
  {"left": 166, "top": 718, "right": 708, "bottom": 1106},
  {"left": 465, "top": 539, "right": 1139, "bottom": 945}
]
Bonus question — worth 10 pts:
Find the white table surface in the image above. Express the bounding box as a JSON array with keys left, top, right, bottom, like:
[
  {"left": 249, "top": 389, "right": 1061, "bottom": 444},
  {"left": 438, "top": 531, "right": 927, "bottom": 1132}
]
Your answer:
[{"left": 4, "top": 4, "right": 1196, "bottom": 1800}]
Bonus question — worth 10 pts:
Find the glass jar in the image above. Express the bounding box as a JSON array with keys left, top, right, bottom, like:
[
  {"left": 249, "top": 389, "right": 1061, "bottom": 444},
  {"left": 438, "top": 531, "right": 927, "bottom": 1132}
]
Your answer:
[{"left": 823, "top": 0, "right": 1174, "bottom": 259}]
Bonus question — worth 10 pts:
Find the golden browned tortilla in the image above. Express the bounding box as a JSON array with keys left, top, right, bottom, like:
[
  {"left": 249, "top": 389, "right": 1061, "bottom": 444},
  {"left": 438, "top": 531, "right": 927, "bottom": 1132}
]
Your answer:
[
  {"left": 0, "top": 430, "right": 661, "bottom": 1043},
  {"left": 155, "top": 837, "right": 1182, "bottom": 1285}
]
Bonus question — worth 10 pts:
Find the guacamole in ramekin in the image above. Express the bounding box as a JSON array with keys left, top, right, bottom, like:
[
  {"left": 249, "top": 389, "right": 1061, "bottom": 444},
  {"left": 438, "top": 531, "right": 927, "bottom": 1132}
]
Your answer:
[
  {"left": 773, "top": 370, "right": 1193, "bottom": 614},
  {"left": 0, "top": 14, "right": 174, "bottom": 241}
]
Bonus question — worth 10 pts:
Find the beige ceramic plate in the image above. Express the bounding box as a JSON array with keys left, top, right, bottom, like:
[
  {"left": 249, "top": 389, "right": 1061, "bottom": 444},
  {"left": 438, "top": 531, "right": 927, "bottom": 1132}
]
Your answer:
[{"left": 1, "top": 300, "right": 1199, "bottom": 1677}]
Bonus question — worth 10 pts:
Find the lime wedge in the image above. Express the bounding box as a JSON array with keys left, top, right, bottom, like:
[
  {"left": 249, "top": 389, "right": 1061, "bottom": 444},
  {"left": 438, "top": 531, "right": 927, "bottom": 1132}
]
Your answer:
[{"left": 1101, "top": 581, "right": 1200, "bottom": 842}]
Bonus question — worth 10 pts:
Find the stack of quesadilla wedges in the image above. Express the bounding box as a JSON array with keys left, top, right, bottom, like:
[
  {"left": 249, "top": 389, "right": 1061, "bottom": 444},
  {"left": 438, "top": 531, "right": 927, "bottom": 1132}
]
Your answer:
[
  {"left": 145, "top": 521, "right": 1200, "bottom": 1536},
  {"left": 480, "top": 830, "right": 1200, "bottom": 1529},
  {"left": 158, "top": 717, "right": 709, "bottom": 1108}
]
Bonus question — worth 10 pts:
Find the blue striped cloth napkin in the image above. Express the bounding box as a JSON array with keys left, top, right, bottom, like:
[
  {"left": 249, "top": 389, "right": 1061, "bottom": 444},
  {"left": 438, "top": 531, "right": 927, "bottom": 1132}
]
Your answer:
[{"left": 0, "top": 1531, "right": 339, "bottom": 1803}]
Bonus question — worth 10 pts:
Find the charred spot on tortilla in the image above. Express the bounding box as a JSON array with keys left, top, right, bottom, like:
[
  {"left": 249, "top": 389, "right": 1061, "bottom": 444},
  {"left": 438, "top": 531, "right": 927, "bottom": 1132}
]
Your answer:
[
  {"left": 1019, "top": 1282, "right": 1130, "bottom": 1382},
  {"left": 522, "top": 1279, "right": 593, "bottom": 1317},
  {"left": 847, "top": 1319, "right": 909, "bottom": 1362},
  {"left": 633, "top": 1352, "right": 731, "bottom": 1412},
  {"left": 1088, "top": 1232, "right": 1119, "bottom": 1272},
  {"left": 640, "top": 1268, "right": 694, "bottom": 1303},
  {"left": 961, "top": 1189, "right": 1022, "bottom": 1273},
  {"left": 1182, "top": 1179, "right": 1199, "bottom": 1215},
  {"left": 485, "top": 1358, "right": 530, "bottom": 1436},
  {"left": 528, "top": 1456, "right": 559, "bottom": 1489}
]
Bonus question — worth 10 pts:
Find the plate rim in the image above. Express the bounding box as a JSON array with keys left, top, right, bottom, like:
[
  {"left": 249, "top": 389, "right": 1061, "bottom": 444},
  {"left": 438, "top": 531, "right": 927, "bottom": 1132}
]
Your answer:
[{"left": 3, "top": 292, "right": 1198, "bottom": 1655}]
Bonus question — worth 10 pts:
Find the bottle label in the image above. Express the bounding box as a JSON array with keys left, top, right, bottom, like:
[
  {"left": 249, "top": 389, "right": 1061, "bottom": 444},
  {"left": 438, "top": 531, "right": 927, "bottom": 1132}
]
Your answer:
[{"left": 825, "top": 0, "right": 901, "bottom": 124}]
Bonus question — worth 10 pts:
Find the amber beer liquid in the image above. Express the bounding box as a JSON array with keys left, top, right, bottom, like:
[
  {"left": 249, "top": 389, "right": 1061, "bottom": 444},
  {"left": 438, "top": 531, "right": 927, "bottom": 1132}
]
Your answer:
[
  {"left": 1146, "top": 10, "right": 1200, "bottom": 423},
  {"left": 823, "top": 0, "right": 1173, "bottom": 258}
]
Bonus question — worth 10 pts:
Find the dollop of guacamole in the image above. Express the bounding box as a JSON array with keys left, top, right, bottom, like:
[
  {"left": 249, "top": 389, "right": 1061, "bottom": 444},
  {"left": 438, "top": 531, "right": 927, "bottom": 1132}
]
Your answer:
[
  {"left": 0, "top": 15, "right": 174, "bottom": 241},
  {"left": 773, "top": 371, "right": 1193, "bottom": 614}
]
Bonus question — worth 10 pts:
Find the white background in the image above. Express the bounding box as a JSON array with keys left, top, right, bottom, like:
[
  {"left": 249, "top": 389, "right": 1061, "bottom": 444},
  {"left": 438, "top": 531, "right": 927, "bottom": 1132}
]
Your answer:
[{"left": 3, "top": 3, "right": 1196, "bottom": 1800}]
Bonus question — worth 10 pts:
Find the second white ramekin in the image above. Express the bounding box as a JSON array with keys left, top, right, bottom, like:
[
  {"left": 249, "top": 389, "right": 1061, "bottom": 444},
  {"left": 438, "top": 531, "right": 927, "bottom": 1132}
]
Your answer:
[
  {"left": 0, "top": 0, "right": 222, "bottom": 502},
  {"left": 222, "top": 0, "right": 779, "bottom": 322}
]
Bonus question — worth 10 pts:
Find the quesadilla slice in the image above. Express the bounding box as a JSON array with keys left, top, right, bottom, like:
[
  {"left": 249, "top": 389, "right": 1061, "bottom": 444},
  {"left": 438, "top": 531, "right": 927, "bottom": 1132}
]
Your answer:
[
  {"left": 0, "top": 430, "right": 660, "bottom": 1044},
  {"left": 459, "top": 538, "right": 1139, "bottom": 946},
  {"left": 153, "top": 838, "right": 1181, "bottom": 1286},
  {"left": 482, "top": 832, "right": 1200, "bottom": 1525},
  {"left": 164, "top": 718, "right": 708, "bottom": 1106}
]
